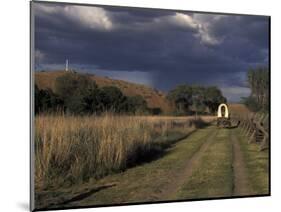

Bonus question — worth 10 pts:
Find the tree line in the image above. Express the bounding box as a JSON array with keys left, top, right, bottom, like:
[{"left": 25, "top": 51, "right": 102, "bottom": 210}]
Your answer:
[
  {"left": 242, "top": 67, "right": 269, "bottom": 112},
  {"left": 167, "top": 85, "right": 226, "bottom": 115},
  {"left": 35, "top": 72, "right": 148, "bottom": 115},
  {"left": 35, "top": 72, "right": 227, "bottom": 116}
]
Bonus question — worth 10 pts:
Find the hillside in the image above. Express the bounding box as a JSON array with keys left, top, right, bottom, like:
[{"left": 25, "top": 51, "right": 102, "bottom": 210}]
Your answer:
[
  {"left": 34, "top": 70, "right": 172, "bottom": 113},
  {"left": 228, "top": 103, "right": 250, "bottom": 116}
]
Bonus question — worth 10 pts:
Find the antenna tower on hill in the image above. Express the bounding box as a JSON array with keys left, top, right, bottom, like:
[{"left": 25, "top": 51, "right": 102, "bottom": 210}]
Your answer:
[{"left": 65, "top": 59, "right": 69, "bottom": 72}]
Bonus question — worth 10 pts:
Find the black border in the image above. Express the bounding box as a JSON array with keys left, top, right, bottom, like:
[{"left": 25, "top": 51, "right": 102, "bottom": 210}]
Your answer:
[{"left": 30, "top": 1, "right": 271, "bottom": 211}]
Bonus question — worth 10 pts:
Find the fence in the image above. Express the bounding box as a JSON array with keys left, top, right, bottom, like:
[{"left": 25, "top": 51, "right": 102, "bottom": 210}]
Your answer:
[{"left": 234, "top": 113, "right": 269, "bottom": 151}]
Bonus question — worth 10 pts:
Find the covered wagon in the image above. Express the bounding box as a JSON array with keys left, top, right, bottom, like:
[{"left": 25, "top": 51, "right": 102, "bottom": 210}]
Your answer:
[{"left": 217, "top": 103, "right": 231, "bottom": 128}]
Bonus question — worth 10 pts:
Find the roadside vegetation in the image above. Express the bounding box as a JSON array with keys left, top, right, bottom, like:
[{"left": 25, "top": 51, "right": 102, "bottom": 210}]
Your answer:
[
  {"left": 236, "top": 128, "right": 269, "bottom": 195},
  {"left": 35, "top": 125, "right": 216, "bottom": 209},
  {"left": 35, "top": 114, "right": 214, "bottom": 191}
]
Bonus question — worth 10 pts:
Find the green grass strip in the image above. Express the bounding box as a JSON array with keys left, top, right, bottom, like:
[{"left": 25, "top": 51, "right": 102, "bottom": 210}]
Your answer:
[
  {"left": 235, "top": 128, "right": 269, "bottom": 195},
  {"left": 176, "top": 128, "right": 233, "bottom": 199}
]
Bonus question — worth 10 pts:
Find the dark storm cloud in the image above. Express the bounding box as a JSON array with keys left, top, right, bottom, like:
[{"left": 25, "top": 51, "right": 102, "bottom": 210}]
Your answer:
[
  {"left": 33, "top": 2, "right": 269, "bottom": 102},
  {"left": 104, "top": 5, "right": 176, "bottom": 24}
]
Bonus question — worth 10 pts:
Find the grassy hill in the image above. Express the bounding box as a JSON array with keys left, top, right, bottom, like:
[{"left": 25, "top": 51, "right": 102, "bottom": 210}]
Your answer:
[
  {"left": 35, "top": 70, "right": 172, "bottom": 113},
  {"left": 228, "top": 103, "right": 250, "bottom": 115}
]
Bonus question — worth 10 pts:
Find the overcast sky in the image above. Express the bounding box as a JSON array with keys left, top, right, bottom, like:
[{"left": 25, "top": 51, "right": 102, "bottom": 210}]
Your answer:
[{"left": 33, "top": 2, "right": 269, "bottom": 102}]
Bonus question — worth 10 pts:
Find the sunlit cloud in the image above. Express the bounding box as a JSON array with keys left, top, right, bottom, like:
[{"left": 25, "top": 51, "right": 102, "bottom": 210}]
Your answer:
[{"left": 34, "top": 4, "right": 113, "bottom": 30}]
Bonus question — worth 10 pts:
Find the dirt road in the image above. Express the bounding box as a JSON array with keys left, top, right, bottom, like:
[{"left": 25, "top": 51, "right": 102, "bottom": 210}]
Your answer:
[{"left": 39, "top": 125, "right": 269, "bottom": 210}]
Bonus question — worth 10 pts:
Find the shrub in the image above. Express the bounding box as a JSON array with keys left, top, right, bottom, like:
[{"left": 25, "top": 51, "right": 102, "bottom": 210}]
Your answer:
[
  {"left": 35, "top": 85, "right": 63, "bottom": 114},
  {"left": 54, "top": 72, "right": 98, "bottom": 114}
]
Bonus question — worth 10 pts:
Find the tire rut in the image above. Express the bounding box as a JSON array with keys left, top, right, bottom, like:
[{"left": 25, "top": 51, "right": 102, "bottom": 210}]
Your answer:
[
  {"left": 161, "top": 129, "right": 218, "bottom": 200},
  {"left": 231, "top": 130, "right": 252, "bottom": 196}
]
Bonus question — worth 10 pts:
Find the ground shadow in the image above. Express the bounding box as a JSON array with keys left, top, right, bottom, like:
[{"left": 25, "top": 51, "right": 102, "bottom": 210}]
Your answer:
[
  {"left": 226, "top": 125, "right": 239, "bottom": 129},
  {"left": 36, "top": 184, "right": 117, "bottom": 210},
  {"left": 127, "top": 131, "right": 195, "bottom": 167},
  {"left": 126, "top": 121, "right": 212, "bottom": 168},
  {"left": 61, "top": 184, "right": 116, "bottom": 205},
  {"left": 224, "top": 121, "right": 240, "bottom": 129}
]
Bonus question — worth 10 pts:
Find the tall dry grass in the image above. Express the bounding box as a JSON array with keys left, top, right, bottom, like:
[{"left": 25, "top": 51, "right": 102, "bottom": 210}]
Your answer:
[{"left": 34, "top": 114, "right": 208, "bottom": 190}]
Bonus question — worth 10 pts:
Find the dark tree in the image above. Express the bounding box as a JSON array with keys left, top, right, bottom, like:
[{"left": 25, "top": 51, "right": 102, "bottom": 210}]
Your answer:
[
  {"left": 124, "top": 95, "right": 148, "bottom": 114},
  {"left": 150, "top": 107, "right": 162, "bottom": 115},
  {"left": 98, "top": 86, "right": 127, "bottom": 112},
  {"left": 35, "top": 84, "right": 63, "bottom": 114},
  {"left": 246, "top": 67, "right": 269, "bottom": 111},
  {"left": 190, "top": 86, "right": 206, "bottom": 115},
  {"left": 204, "top": 86, "right": 226, "bottom": 114},
  {"left": 167, "top": 85, "right": 193, "bottom": 115},
  {"left": 36, "top": 72, "right": 152, "bottom": 115},
  {"left": 168, "top": 84, "right": 226, "bottom": 115},
  {"left": 54, "top": 72, "right": 98, "bottom": 114}
]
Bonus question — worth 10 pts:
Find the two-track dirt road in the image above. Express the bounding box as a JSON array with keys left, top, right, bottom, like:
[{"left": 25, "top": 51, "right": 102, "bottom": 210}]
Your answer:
[{"left": 38, "top": 123, "right": 269, "bottom": 210}]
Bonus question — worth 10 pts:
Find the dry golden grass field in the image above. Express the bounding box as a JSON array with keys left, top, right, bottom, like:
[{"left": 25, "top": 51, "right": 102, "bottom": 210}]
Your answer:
[{"left": 35, "top": 114, "right": 214, "bottom": 192}]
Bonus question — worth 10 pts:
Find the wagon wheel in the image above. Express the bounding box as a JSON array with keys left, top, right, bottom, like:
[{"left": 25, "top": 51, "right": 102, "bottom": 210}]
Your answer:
[
  {"left": 224, "top": 119, "right": 231, "bottom": 128},
  {"left": 224, "top": 120, "right": 230, "bottom": 128},
  {"left": 217, "top": 119, "right": 222, "bottom": 127},
  {"left": 217, "top": 119, "right": 220, "bottom": 127}
]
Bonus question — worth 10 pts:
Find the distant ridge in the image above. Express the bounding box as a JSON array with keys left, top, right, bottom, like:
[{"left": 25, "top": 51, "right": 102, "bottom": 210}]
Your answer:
[{"left": 35, "top": 70, "right": 172, "bottom": 113}]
